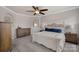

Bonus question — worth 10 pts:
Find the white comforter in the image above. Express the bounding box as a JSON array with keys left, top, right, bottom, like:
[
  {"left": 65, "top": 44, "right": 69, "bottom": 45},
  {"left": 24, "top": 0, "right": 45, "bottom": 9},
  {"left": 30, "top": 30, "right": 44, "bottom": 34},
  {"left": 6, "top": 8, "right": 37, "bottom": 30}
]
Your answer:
[{"left": 32, "top": 31, "right": 65, "bottom": 52}]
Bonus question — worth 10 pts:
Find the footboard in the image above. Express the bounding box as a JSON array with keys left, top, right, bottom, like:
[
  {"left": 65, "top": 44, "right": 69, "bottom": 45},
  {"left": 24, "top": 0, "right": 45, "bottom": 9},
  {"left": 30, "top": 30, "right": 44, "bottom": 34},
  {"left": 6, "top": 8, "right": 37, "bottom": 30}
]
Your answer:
[{"left": 32, "top": 33, "right": 65, "bottom": 52}]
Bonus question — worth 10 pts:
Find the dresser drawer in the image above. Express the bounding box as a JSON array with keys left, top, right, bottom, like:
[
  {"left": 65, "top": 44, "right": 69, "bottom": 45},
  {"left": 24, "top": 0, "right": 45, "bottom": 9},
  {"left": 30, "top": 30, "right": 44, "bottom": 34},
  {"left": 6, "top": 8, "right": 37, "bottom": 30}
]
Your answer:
[{"left": 16, "top": 28, "right": 31, "bottom": 38}]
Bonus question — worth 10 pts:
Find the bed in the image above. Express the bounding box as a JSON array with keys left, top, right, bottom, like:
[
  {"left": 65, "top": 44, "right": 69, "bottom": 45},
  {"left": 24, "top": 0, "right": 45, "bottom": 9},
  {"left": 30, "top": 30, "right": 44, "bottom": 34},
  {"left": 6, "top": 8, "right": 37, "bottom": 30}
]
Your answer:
[{"left": 32, "top": 23, "right": 65, "bottom": 52}]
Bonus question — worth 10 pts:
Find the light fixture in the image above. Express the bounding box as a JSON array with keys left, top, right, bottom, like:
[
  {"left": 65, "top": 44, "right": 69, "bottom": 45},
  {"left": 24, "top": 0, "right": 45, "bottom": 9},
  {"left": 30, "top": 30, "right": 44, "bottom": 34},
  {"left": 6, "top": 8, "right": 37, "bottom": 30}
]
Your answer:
[
  {"left": 34, "top": 23, "right": 38, "bottom": 27},
  {"left": 35, "top": 10, "right": 39, "bottom": 14}
]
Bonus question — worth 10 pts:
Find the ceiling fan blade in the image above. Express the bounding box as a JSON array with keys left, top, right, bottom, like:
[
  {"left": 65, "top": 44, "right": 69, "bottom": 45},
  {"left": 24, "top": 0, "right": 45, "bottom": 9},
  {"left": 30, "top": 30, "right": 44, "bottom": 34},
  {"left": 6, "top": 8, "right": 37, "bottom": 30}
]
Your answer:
[
  {"left": 32, "top": 6, "right": 36, "bottom": 10},
  {"left": 40, "top": 12, "right": 45, "bottom": 15},
  {"left": 33, "top": 13, "right": 36, "bottom": 15},
  {"left": 40, "top": 9, "right": 48, "bottom": 11},
  {"left": 36, "top": 7, "right": 39, "bottom": 10}
]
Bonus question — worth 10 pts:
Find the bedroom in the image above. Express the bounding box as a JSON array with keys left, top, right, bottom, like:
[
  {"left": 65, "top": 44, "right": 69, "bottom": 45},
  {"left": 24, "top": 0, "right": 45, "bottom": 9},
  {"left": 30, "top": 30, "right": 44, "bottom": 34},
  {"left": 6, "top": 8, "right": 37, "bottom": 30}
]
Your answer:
[{"left": 0, "top": 6, "right": 79, "bottom": 52}]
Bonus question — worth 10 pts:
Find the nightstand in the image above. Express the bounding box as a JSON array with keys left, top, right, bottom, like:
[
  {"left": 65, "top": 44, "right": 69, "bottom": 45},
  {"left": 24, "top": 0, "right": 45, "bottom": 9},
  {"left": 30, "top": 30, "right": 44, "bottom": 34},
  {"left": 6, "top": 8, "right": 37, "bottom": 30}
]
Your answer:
[{"left": 65, "top": 32, "right": 77, "bottom": 44}]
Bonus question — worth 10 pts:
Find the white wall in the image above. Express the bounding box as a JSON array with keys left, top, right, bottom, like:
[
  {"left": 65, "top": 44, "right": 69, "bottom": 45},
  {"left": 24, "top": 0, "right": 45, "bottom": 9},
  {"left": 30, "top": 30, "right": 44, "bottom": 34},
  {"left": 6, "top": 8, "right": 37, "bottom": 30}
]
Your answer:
[
  {"left": 76, "top": 8, "right": 79, "bottom": 38},
  {"left": 0, "top": 7, "right": 15, "bottom": 22},
  {"left": 41, "top": 9, "right": 78, "bottom": 33},
  {"left": 0, "top": 7, "right": 34, "bottom": 39},
  {"left": 12, "top": 15, "right": 35, "bottom": 39}
]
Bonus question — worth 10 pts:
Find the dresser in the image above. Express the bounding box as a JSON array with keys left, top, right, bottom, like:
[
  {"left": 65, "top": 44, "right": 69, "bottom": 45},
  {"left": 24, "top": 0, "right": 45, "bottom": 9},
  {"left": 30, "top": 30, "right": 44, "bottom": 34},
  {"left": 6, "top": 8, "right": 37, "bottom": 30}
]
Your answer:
[
  {"left": 0, "top": 22, "right": 12, "bottom": 52},
  {"left": 16, "top": 27, "right": 31, "bottom": 38},
  {"left": 65, "top": 32, "right": 77, "bottom": 44}
]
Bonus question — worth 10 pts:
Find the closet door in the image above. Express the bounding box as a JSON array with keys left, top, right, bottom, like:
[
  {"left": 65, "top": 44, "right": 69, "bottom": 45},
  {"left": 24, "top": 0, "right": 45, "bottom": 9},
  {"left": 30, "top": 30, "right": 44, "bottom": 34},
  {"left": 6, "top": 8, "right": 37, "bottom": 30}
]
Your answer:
[
  {"left": 0, "top": 22, "right": 12, "bottom": 51},
  {"left": 0, "top": 23, "right": 1, "bottom": 51}
]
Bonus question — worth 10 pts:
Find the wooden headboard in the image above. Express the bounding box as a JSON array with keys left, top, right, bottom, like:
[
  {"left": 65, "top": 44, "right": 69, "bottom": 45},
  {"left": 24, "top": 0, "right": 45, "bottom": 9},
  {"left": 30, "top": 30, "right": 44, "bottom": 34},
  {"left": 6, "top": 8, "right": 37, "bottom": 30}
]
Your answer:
[{"left": 16, "top": 27, "right": 31, "bottom": 38}]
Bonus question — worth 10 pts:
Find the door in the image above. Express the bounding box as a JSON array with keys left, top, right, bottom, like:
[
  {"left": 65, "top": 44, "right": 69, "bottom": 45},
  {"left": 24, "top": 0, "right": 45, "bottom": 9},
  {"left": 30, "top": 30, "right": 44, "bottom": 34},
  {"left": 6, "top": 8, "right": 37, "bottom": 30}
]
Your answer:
[{"left": 0, "top": 23, "right": 12, "bottom": 51}]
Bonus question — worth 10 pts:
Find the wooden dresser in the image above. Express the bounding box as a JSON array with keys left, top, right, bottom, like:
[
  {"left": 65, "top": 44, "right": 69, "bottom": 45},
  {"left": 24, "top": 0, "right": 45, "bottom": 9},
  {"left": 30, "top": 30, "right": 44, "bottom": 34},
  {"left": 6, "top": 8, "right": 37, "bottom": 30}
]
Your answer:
[
  {"left": 16, "top": 27, "right": 31, "bottom": 38},
  {"left": 0, "top": 22, "right": 12, "bottom": 52},
  {"left": 65, "top": 32, "right": 77, "bottom": 44}
]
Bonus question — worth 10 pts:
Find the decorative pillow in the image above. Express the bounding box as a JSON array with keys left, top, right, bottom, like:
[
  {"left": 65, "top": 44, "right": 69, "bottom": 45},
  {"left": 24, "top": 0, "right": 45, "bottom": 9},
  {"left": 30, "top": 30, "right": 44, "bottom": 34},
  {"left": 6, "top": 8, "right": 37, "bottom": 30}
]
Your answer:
[
  {"left": 45, "top": 23, "right": 64, "bottom": 33},
  {"left": 45, "top": 28, "right": 62, "bottom": 33}
]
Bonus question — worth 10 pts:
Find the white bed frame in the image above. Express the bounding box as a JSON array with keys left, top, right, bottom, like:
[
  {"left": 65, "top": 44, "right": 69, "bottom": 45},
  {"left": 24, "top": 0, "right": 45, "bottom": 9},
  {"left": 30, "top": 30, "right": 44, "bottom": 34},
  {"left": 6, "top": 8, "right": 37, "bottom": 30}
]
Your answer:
[
  {"left": 32, "top": 31, "right": 65, "bottom": 52},
  {"left": 32, "top": 23, "right": 65, "bottom": 52}
]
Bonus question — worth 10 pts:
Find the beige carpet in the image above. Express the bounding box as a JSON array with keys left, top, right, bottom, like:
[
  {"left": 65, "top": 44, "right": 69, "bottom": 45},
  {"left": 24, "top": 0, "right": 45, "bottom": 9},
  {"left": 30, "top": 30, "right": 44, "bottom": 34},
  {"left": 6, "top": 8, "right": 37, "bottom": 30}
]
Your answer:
[{"left": 12, "top": 36, "right": 79, "bottom": 52}]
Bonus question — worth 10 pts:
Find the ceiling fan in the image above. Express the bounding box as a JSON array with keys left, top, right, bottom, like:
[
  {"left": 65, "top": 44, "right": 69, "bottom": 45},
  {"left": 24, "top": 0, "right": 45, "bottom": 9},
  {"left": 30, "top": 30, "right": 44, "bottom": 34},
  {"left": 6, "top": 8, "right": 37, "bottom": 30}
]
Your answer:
[{"left": 26, "top": 6, "right": 48, "bottom": 15}]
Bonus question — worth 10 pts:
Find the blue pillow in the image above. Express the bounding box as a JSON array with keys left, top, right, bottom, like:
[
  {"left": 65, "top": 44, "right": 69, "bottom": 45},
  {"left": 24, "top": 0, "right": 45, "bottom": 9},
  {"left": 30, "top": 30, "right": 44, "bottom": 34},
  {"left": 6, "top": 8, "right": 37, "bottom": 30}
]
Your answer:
[{"left": 45, "top": 28, "right": 62, "bottom": 33}]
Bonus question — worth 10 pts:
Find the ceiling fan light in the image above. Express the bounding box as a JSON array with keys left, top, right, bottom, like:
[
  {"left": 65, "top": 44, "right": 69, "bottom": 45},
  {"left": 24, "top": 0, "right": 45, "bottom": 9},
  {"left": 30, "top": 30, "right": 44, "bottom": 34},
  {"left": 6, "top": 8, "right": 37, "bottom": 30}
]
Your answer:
[{"left": 35, "top": 11, "right": 39, "bottom": 14}]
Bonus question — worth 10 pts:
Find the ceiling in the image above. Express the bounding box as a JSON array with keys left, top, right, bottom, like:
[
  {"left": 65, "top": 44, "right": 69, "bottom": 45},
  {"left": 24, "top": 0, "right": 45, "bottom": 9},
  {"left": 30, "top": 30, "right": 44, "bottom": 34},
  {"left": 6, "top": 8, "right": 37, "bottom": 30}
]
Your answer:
[{"left": 6, "top": 6, "right": 79, "bottom": 16}]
